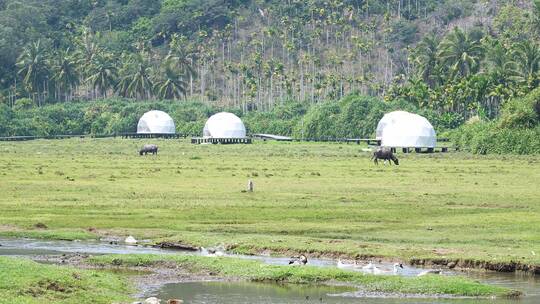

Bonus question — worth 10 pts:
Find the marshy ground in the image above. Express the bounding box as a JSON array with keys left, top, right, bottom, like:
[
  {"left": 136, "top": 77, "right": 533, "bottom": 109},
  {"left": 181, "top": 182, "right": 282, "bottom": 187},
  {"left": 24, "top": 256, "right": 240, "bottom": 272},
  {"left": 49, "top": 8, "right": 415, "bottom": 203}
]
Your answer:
[{"left": 0, "top": 138, "right": 539, "bottom": 302}]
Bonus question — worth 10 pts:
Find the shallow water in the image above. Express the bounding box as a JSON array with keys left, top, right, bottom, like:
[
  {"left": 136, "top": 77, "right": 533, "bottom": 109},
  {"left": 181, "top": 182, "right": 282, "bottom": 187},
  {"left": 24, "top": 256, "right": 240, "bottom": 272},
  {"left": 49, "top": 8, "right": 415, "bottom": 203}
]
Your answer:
[
  {"left": 1, "top": 238, "right": 539, "bottom": 303},
  {"left": 153, "top": 279, "right": 540, "bottom": 304},
  {"left": 0, "top": 238, "right": 174, "bottom": 255}
]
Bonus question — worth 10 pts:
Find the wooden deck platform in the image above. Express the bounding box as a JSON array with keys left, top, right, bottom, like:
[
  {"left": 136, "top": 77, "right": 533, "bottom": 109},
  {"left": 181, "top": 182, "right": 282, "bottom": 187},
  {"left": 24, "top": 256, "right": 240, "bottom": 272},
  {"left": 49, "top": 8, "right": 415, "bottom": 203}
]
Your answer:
[
  {"left": 346, "top": 138, "right": 382, "bottom": 145},
  {"left": 120, "top": 133, "right": 183, "bottom": 139},
  {"left": 252, "top": 134, "right": 293, "bottom": 141},
  {"left": 0, "top": 133, "right": 184, "bottom": 141},
  {"left": 191, "top": 137, "right": 252, "bottom": 144},
  {"left": 390, "top": 147, "right": 450, "bottom": 153}
]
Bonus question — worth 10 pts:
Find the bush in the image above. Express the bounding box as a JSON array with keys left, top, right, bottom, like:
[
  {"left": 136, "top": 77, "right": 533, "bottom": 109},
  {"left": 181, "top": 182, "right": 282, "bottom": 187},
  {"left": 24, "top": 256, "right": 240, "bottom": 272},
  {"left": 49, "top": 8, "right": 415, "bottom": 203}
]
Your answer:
[
  {"left": 451, "top": 121, "right": 540, "bottom": 155},
  {"left": 13, "top": 98, "right": 35, "bottom": 111},
  {"left": 498, "top": 88, "right": 540, "bottom": 129},
  {"left": 292, "top": 95, "right": 424, "bottom": 139}
]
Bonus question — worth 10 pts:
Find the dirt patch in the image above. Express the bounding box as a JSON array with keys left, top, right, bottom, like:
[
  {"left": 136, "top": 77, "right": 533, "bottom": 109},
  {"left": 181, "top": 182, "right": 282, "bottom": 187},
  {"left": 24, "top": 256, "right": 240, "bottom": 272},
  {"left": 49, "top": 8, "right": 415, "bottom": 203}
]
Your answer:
[
  {"left": 33, "top": 223, "right": 48, "bottom": 229},
  {"left": 25, "top": 279, "right": 74, "bottom": 297}
]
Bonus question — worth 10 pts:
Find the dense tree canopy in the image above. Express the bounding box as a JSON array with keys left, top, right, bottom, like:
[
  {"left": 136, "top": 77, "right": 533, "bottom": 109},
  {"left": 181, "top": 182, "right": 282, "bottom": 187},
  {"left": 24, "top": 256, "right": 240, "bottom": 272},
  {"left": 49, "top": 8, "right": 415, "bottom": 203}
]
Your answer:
[{"left": 0, "top": 0, "right": 539, "bottom": 135}]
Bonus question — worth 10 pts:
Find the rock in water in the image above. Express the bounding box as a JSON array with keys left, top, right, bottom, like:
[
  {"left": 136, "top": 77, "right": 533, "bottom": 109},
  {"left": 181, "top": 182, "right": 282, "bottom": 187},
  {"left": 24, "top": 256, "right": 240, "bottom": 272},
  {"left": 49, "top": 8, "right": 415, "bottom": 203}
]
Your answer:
[
  {"left": 125, "top": 235, "right": 138, "bottom": 245},
  {"left": 167, "top": 300, "right": 184, "bottom": 304},
  {"left": 144, "top": 297, "right": 161, "bottom": 304}
]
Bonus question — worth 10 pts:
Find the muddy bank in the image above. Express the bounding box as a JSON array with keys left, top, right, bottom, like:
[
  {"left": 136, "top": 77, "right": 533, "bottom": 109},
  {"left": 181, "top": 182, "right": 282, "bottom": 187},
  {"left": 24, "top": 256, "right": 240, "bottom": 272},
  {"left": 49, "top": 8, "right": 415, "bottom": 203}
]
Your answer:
[
  {"left": 33, "top": 253, "right": 230, "bottom": 298},
  {"left": 217, "top": 243, "right": 540, "bottom": 275},
  {"left": 410, "top": 258, "right": 540, "bottom": 275}
]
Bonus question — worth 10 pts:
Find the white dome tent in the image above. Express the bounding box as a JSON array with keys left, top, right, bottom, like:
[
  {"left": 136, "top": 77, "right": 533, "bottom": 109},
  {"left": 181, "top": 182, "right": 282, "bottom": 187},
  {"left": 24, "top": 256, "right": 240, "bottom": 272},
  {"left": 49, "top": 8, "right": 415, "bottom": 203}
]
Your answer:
[
  {"left": 203, "top": 112, "right": 246, "bottom": 138},
  {"left": 376, "top": 111, "right": 436, "bottom": 148},
  {"left": 137, "top": 110, "right": 176, "bottom": 134}
]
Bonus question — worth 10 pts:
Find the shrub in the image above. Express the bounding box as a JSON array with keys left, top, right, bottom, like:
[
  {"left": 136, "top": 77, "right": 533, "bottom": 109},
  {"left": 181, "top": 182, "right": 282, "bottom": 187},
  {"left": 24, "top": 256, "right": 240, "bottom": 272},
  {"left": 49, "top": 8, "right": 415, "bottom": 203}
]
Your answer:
[
  {"left": 498, "top": 88, "right": 540, "bottom": 129},
  {"left": 13, "top": 98, "right": 35, "bottom": 111}
]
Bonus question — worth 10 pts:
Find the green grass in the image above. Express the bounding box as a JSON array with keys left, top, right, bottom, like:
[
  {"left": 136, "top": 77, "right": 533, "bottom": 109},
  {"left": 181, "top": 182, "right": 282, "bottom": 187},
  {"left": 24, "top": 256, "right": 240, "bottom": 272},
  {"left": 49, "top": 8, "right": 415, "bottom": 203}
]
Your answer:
[
  {"left": 0, "top": 138, "right": 539, "bottom": 266},
  {"left": 88, "top": 254, "right": 515, "bottom": 297},
  {"left": 0, "top": 257, "right": 130, "bottom": 304}
]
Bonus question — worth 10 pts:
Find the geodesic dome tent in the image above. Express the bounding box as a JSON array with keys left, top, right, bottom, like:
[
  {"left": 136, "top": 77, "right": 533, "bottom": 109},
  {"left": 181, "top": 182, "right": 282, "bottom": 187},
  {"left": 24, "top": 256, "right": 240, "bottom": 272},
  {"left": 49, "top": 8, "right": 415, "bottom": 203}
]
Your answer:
[
  {"left": 376, "top": 111, "right": 436, "bottom": 148},
  {"left": 137, "top": 110, "right": 176, "bottom": 134},
  {"left": 203, "top": 112, "right": 246, "bottom": 138}
]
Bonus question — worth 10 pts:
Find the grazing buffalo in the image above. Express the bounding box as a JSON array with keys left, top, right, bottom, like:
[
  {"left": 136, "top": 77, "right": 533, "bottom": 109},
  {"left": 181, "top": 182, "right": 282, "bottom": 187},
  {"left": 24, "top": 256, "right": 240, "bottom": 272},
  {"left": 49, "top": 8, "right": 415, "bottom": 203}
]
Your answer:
[
  {"left": 139, "top": 144, "right": 158, "bottom": 155},
  {"left": 372, "top": 147, "right": 399, "bottom": 165}
]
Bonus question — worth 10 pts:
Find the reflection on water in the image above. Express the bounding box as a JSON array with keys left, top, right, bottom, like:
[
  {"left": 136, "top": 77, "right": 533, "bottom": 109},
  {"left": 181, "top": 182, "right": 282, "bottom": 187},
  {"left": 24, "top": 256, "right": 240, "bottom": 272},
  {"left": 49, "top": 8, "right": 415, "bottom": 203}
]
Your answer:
[
  {"left": 154, "top": 280, "right": 539, "bottom": 304},
  {"left": 0, "top": 238, "right": 173, "bottom": 256},
  {"left": 154, "top": 281, "right": 355, "bottom": 304}
]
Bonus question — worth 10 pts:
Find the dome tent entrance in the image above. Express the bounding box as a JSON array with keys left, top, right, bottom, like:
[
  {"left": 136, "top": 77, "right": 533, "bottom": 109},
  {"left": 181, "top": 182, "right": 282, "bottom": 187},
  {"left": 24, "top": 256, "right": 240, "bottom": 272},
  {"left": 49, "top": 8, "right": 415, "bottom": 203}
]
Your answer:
[
  {"left": 137, "top": 110, "right": 176, "bottom": 134},
  {"left": 203, "top": 112, "right": 246, "bottom": 138},
  {"left": 376, "top": 111, "right": 436, "bottom": 148}
]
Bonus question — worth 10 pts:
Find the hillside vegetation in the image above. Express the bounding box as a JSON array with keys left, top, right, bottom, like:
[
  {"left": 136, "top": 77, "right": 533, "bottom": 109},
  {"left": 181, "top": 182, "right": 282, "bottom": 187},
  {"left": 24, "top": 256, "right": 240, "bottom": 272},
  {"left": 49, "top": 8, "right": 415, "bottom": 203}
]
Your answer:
[{"left": 1, "top": 0, "right": 540, "bottom": 153}]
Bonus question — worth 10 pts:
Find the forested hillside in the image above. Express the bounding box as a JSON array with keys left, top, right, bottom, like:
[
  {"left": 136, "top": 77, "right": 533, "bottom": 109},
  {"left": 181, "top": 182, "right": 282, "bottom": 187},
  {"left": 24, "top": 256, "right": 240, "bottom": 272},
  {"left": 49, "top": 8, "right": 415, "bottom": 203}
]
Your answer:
[
  {"left": 1, "top": 0, "right": 540, "bottom": 152},
  {"left": 0, "top": 1, "right": 537, "bottom": 115}
]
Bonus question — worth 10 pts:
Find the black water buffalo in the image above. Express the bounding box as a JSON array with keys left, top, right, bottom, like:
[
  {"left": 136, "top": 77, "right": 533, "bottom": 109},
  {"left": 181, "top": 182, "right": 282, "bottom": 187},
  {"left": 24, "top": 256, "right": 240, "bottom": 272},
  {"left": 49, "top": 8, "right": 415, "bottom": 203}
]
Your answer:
[
  {"left": 139, "top": 144, "right": 158, "bottom": 155},
  {"left": 372, "top": 147, "right": 399, "bottom": 165}
]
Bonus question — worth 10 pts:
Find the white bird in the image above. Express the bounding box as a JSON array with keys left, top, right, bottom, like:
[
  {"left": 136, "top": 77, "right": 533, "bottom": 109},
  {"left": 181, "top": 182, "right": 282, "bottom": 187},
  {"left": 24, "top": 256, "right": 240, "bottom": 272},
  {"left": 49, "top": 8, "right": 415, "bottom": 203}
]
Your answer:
[
  {"left": 143, "top": 297, "right": 160, "bottom": 304},
  {"left": 417, "top": 269, "right": 442, "bottom": 276},
  {"left": 392, "top": 263, "right": 404, "bottom": 274},
  {"left": 363, "top": 262, "right": 404, "bottom": 275},
  {"left": 124, "top": 235, "right": 137, "bottom": 245}
]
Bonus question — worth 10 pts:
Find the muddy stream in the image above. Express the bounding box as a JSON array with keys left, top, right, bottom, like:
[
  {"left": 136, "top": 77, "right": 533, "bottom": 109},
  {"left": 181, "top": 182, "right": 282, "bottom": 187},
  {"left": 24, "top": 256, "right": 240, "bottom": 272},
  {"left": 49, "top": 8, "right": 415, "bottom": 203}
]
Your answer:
[{"left": 1, "top": 238, "right": 538, "bottom": 303}]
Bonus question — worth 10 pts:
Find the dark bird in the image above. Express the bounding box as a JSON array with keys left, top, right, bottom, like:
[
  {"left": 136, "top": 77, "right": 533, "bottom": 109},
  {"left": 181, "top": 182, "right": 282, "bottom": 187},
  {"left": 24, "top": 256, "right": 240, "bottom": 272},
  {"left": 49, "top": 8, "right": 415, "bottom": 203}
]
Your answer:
[{"left": 289, "top": 254, "right": 308, "bottom": 265}]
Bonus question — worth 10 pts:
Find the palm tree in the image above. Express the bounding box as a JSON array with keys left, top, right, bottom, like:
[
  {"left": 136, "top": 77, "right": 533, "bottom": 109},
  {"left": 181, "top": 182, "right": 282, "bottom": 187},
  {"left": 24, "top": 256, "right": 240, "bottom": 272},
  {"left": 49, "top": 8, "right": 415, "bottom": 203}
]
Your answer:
[
  {"left": 16, "top": 40, "right": 50, "bottom": 98},
  {"left": 166, "top": 35, "right": 197, "bottom": 94},
  {"left": 86, "top": 52, "right": 118, "bottom": 98},
  {"left": 512, "top": 40, "right": 540, "bottom": 88},
  {"left": 438, "top": 27, "right": 484, "bottom": 80},
  {"left": 74, "top": 28, "right": 101, "bottom": 77},
  {"left": 413, "top": 34, "right": 441, "bottom": 88},
  {"left": 486, "top": 41, "right": 518, "bottom": 84},
  {"left": 116, "top": 53, "right": 153, "bottom": 100},
  {"left": 154, "top": 66, "right": 187, "bottom": 100},
  {"left": 51, "top": 48, "right": 80, "bottom": 101}
]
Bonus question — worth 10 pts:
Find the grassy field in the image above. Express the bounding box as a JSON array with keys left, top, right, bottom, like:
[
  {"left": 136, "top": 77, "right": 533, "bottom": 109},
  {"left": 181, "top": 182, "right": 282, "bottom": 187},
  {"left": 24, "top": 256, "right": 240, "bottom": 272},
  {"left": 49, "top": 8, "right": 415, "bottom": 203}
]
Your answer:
[
  {"left": 0, "top": 257, "right": 129, "bottom": 304},
  {"left": 0, "top": 138, "right": 539, "bottom": 267}
]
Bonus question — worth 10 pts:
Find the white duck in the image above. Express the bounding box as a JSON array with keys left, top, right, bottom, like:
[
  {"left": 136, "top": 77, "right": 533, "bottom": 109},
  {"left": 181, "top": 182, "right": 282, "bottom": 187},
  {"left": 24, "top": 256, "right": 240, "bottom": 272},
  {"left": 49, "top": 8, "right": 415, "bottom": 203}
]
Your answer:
[
  {"left": 363, "top": 262, "right": 404, "bottom": 275},
  {"left": 124, "top": 235, "right": 137, "bottom": 245}
]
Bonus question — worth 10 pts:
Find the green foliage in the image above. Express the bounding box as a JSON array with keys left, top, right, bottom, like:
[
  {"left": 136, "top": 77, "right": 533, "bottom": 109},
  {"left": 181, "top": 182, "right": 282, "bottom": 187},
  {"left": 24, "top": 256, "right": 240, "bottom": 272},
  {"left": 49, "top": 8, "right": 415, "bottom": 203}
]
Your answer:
[
  {"left": 452, "top": 122, "right": 540, "bottom": 155},
  {"left": 243, "top": 102, "right": 306, "bottom": 136},
  {"left": 452, "top": 88, "right": 540, "bottom": 154},
  {"left": 13, "top": 98, "right": 34, "bottom": 111},
  {"left": 293, "top": 95, "right": 420, "bottom": 139},
  {"left": 499, "top": 88, "right": 540, "bottom": 129}
]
